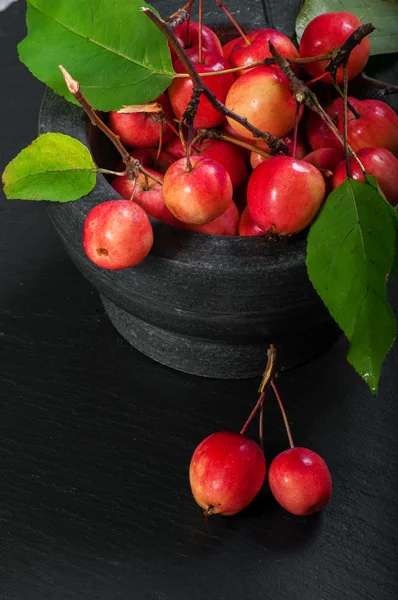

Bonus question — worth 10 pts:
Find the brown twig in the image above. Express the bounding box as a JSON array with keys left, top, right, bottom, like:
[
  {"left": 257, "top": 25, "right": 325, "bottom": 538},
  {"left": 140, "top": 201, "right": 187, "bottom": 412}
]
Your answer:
[
  {"left": 196, "top": 128, "right": 273, "bottom": 158},
  {"left": 58, "top": 65, "right": 163, "bottom": 186},
  {"left": 343, "top": 62, "right": 351, "bottom": 178},
  {"left": 240, "top": 344, "right": 277, "bottom": 438},
  {"left": 325, "top": 23, "right": 375, "bottom": 80},
  {"left": 141, "top": 7, "right": 288, "bottom": 154},
  {"left": 268, "top": 43, "right": 366, "bottom": 173},
  {"left": 165, "top": 3, "right": 190, "bottom": 27},
  {"left": 331, "top": 80, "right": 361, "bottom": 119},
  {"left": 357, "top": 73, "right": 398, "bottom": 97}
]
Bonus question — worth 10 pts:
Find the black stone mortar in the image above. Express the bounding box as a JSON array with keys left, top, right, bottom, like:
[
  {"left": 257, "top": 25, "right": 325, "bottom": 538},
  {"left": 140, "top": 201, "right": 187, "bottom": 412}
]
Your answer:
[{"left": 39, "top": 0, "right": 394, "bottom": 378}]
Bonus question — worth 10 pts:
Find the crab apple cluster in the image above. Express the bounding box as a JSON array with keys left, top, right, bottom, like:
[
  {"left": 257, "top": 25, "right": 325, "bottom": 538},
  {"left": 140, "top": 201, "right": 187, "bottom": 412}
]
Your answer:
[
  {"left": 82, "top": 9, "right": 398, "bottom": 271},
  {"left": 189, "top": 374, "right": 332, "bottom": 518}
]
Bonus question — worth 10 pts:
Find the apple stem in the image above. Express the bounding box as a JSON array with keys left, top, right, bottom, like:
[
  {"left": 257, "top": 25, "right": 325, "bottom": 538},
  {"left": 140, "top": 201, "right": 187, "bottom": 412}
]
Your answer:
[
  {"left": 97, "top": 168, "right": 127, "bottom": 176},
  {"left": 196, "top": 128, "right": 274, "bottom": 158},
  {"left": 186, "top": 0, "right": 194, "bottom": 48},
  {"left": 271, "top": 381, "right": 294, "bottom": 449},
  {"left": 173, "top": 53, "right": 335, "bottom": 78},
  {"left": 356, "top": 73, "right": 398, "bottom": 97},
  {"left": 292, "top": 102, "right": 300, "bottom": 159},
  {"left": 267, "top": 43, "right": 367, "bottom": 174},
  {"left": 240, "top": 345, "right": 277, "bottom": 436},
  {"left": 331, "top": 80, "right": 360, "bottom": 119},
  {"left": 305, "top": 72, "right": 328, "bottom": 86},
  {"left": 155, "top": 123, "right": 163, "bottom": 169},
  {"left": 198, "top": 0, "right": 203, "bottom": 63},
  {"left": 142, "top": 8, "right": 288, "bottom": 155},
  {"left": 58, "top": 65, "right": 163, "bottom": 186},
  {"left": 129, "top": 177, "right": 138, "bottom": 201},
  {"left": 342, "top": 62, "right": 352, "bottom": 179},
  {"left": 216, "top": 1, "right": 250, "bottom": 46}
]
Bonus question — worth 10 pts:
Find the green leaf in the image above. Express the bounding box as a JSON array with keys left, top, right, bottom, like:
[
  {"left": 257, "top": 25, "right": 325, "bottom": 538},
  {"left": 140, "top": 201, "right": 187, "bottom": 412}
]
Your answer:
[
  {"left": 18, "top": 0, "right": 175, "bottom": 111},
  {"left": 296, "top": 0, "right": 398, "bottom": 56},
  {"left": 390, "top": 208, "right": 398, "bottom": 279},
  {"left": 307, "top": 179, "right": 396, "bottom": 394},
  {"left": 366, "top": 175, "right": 398, "bottom": 279},
  {"left": 2, "top": 133, "right": 96, "bottom": 202}
]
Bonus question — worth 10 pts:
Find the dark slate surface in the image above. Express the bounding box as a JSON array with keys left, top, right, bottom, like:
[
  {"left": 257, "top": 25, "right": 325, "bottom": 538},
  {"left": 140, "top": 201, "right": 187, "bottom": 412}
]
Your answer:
[{"left": 1, "top": 2, "right": 398, "bottom": 600}]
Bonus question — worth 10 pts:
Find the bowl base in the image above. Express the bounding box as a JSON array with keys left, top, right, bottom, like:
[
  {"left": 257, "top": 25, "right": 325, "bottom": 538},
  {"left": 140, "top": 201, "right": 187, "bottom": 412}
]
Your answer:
[{"left": 101, "top": 296, "right": 341, "bottom": 379}]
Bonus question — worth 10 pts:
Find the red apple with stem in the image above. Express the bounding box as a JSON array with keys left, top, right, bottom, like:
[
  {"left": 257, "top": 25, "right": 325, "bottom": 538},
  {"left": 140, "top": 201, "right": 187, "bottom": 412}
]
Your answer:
[
  {"left": 268, "top": 381, "right": 332, "bottom": 516},
  {"left": 247, "top": 156, "right": 326, "bottom": 235},
  {"left": 169, "top": 50, "right": 234, "bottom": 129},
  {"left": 108, "top": 92, "right": 174, "bottom": 148},
  {"left": 83, "top": 200, "right": 153, "bottom": 270},
  {"left": 162, "top": 155, "right": 233, "bottom": 224},
  {"left": 299, "top": 12, "right": 370, "bottom": 84},
  {"left": 111, "top": 168, "right": 168, "bottom": 220},
  {"left": 189, "top": 431, "right": 266, "bottom": 516},
  {"left": 225, "top": 66, "right": 301, "bottom": 140},
  {"left": 169, "top": 21, "right": 223, "bottom": 62},
  {"left": 336, "top": 99, "right": 398, "bottom": 155},
  {"left": 229, "top": 28, "right": 300, "bottom": 77},
  {"left": 333, "top": 148, "right": 398, "bottom": 206}
]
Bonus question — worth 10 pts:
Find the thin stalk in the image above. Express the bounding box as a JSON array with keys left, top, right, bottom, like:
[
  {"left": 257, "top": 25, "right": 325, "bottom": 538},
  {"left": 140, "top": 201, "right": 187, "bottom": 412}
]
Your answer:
[
  {"left": 271, "top": 381, "right": 294, "bottom": 449},
  {"left": 216, "top": 0, "right": 250, "bottom": 45},
  {"left": 343, "top": 62, "right": 352, "bottom": 179}
]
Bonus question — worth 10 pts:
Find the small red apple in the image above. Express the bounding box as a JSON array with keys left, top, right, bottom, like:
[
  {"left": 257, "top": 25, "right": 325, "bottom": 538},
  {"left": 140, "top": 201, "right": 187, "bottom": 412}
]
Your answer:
[
  {"left": 333, "top": 148, "right": 398, "bottom": 206},
  {"left": 238, "top": 206, "right": 267, "bottom": 236},
  {"left": 162, "top": 155, "right": 233, "bottom": 225},
  {"left": 83, "top": 200, "right": 153, "bottom": 270},
  {"left": 268, "top": 447, "right": 332, "bottom": 516},
  {"left": 190, "top": 431, "right": 266, "bottom": 516},
  {"left": 247, "top": 156, "right": 326, "bottom": 235}
]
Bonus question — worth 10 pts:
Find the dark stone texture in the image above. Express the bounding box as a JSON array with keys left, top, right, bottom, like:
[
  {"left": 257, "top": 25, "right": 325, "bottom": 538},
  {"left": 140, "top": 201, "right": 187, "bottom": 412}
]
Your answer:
[
  {"left": 40, "top": 88, "right": 339, "bottom": 378},
  {"left": 1, "top": 3, "right": 398, "bottom": 600}
]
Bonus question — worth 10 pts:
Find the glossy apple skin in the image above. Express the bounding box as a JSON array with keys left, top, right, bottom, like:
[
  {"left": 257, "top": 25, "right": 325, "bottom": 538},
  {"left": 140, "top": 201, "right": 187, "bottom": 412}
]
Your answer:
[
  {"left": 184, "top": 201, "right": 239, "bottom": 236},
  {"left": 130, "top": 149, "right": 175, "bottom": 174},
  {"left": 247, "top": 156, "right": 326, "bottom": 235},
  {"left": 250, "top": 131, "right": 307, "bottom": 169},
  {"left": 111, "top": 168, "right": 168, "bottom": 220},
  {"left": 169, "top": 51, "right": 234, "bottom": 129},
  {"left": 304, "top": 147, "right": 345, "bottom": 192},
  {"left": 198, "top": 139, "right": 247, "bottom": 190},
  {"left": 83, "top": 200, "right": 153, "bottom": 270},
  {"left": 229, "top": 28, "right": 300, "bottom": 76},
  {"left": 306, "top": 96, "right": 361, "bottom": 151},
  {"left": 222, "top": 37, "right": 240, "bottom": 62},
  {"left": 299, "top": 12, "right": 370, "bottom": 84},
  {"left": 333, "top": 148, "right": 398, "bottom": 206},
  {"left": 337, "top": 100, "right": 398, "bottom": 155},
  {"left": 169, "top": 21, "right": 223, "bottom": 61},
  {"left": 225, "top": 66, "right": 301, "bottom": 140},
  {"left": 189, "top": 431, "right": 266, "bottom": 516},
  {"left": 162, "top": 155, "right": 233, "bottom": 225},
  {"left": 238, "top": 206, "right": 267, "bottom": 236},
  {"left": 108, "top": 92, "right": 173, "bottom": 148},
  {"left": 268, "top": 447, "right": 332, "bottom": 516}
]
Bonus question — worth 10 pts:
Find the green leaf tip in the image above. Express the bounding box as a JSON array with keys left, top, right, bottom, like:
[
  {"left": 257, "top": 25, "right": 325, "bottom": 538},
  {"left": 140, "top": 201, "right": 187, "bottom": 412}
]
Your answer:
[
  {"left": 307, "top": 178, "right": 397, "bottom": 395},
  {"left": 2, "top": 132, "right": 96, "bottom": 202}
]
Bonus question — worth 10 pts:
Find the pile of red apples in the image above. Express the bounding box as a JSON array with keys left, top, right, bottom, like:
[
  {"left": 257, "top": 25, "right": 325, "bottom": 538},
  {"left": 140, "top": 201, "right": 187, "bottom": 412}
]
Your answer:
[{"left": 83, "top": 10, "right": 398, "bottom": 271}]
